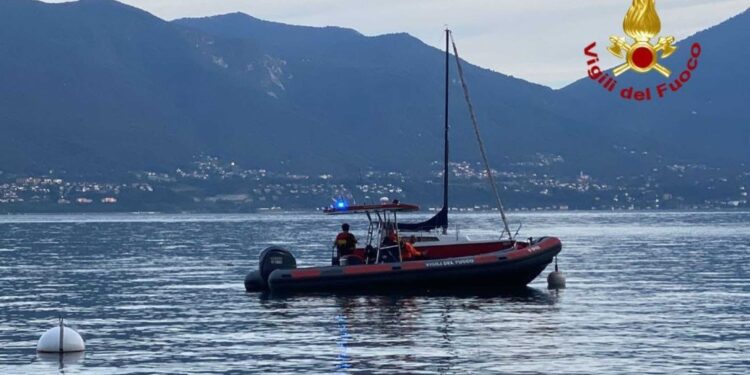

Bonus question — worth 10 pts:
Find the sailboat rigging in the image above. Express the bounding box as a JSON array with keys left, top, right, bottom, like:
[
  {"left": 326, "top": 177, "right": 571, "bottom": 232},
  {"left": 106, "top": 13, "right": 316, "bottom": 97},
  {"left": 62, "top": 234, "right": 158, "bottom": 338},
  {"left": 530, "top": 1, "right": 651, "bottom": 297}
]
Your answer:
[{"left": 398, "top": 29, "right": 513, "bottom": 239}]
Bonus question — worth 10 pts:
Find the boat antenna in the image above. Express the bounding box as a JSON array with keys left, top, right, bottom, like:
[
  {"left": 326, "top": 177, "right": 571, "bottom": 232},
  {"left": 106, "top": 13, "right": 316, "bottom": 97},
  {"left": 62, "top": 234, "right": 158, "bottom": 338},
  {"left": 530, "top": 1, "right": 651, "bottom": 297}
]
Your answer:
[
  {"left": 442, "top": 28, "right": 450, "bottom": 235},
  {"left": 449, "top": 31, "right": 513, "bottom": 240}
]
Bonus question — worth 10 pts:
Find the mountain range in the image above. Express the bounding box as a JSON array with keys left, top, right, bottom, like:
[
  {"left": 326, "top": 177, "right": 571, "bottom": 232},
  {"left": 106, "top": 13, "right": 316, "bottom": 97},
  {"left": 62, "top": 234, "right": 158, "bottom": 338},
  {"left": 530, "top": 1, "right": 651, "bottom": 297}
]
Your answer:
[{"left": 0, "top": 0, "right": 747, "bottom": 180}]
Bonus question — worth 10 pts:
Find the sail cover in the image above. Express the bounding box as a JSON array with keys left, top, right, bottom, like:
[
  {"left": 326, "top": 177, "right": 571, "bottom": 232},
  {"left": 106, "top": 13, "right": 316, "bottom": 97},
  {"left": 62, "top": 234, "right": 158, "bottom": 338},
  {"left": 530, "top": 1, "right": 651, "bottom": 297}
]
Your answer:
[{"left": 397, "top": 207, "right": 448, "bottom": 232}]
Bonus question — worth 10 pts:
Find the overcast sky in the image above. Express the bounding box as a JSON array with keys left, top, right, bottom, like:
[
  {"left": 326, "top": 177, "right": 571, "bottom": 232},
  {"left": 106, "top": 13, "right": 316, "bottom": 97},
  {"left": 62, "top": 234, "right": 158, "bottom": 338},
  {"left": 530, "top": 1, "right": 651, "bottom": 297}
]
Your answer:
[{"left": 43, "top": 0, "right": 749, "bottom": 88}]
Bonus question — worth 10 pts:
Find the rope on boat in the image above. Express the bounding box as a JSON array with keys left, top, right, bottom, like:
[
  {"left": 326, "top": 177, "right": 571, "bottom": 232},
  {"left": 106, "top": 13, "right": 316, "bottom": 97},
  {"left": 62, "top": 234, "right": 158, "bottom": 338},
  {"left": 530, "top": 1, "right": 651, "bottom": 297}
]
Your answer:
[{"left": 449, "top": 31, "right": 513, "bottom": 240}]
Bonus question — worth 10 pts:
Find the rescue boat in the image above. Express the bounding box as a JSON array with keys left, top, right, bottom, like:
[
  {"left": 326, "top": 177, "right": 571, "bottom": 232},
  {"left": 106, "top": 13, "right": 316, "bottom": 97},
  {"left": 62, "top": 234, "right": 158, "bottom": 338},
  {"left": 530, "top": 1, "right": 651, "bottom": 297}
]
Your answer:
[
  {"left": 243, "top": 29, "right": 563, "bottom": 294},
  {"left": 244, "top": 203, "right": 561, "bottom": 293}
]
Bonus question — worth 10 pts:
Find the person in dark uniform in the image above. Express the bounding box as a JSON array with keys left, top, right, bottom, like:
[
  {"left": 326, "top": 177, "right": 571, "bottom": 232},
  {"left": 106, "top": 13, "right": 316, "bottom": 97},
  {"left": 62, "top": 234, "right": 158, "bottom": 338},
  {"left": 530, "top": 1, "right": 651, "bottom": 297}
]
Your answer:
[
  {"left": 333, "top": 223, "right": 357, "bottom": 265},
  {"left": 382, "top": 227, "right": 398, "bottom": 247},
  {"left": 379, "top": 227, "right": 400, "bottom": 262}
]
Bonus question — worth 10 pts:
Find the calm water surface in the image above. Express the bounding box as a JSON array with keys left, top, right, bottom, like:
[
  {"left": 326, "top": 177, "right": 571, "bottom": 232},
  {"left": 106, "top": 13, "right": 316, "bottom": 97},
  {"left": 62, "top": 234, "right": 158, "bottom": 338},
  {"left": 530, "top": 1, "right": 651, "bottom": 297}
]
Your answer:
[{"left": 0, "top": 211, "right": 748, "bottom": 374}]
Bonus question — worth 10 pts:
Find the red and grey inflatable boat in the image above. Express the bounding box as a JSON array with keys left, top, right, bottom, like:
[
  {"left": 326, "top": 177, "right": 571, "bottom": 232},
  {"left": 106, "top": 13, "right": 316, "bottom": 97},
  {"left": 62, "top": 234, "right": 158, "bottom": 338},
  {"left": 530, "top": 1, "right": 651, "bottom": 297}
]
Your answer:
[
  {"left": 245, "top": 236, "right": 561, "bottom": 293},
  {"left": 244, "top": 203, "right": 562, "bottom": 293}
]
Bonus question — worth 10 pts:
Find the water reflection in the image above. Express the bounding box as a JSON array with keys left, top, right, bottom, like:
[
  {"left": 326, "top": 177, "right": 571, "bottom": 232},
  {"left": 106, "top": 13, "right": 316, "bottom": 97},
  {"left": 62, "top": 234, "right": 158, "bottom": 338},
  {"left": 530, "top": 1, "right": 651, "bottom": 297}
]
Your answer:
[
  {"left": 334, "top": 315, "right": 351, "bottom": 371},
  {"left": 336, "top": 288, "right": 558, "bottom": 373},
  {"left": 261, "top": 285, "right": 556, "bottom": 302},
  {"left": 35, "top": 351, "right": 85, "bottom": 371}
]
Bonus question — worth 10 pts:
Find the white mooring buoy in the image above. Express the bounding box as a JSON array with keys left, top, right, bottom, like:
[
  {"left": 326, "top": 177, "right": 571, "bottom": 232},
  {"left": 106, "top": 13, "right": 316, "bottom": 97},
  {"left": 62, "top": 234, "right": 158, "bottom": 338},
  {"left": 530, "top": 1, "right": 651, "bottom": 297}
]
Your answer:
[
  {"left": 37, "top": 317, "right": 85, "bottom": 353},
  {"left": 547, "top": 257, "right": 566, "bottom": 289}
]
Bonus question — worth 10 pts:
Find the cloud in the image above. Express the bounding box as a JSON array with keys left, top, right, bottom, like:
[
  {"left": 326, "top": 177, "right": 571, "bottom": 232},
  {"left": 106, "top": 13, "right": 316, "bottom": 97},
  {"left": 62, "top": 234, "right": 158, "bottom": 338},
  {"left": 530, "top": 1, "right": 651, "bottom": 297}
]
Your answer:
[{"left": 40, "top": 0, "right": 749, "bottom": 88}]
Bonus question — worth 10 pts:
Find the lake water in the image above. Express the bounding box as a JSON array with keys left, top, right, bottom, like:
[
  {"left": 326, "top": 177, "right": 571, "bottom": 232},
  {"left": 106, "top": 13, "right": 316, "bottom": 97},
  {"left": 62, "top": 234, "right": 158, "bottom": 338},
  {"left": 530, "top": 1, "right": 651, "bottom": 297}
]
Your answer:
[{"left": 0, "top": 211, "right": 748, "bottom": 374}]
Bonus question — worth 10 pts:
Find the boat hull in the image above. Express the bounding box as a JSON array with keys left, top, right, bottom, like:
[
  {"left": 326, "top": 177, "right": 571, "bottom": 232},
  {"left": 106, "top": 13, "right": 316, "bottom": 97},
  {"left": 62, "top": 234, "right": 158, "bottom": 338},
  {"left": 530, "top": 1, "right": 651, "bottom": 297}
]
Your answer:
[{"left": 263, "top": 237, "right": 561, "bottom": 293}]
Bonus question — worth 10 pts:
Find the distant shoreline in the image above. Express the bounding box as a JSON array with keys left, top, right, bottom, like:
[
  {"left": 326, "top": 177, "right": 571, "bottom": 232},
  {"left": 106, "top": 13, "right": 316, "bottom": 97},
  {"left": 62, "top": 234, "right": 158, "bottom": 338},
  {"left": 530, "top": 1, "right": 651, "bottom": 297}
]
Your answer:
[{"left": 1, "top": 208, "right": 748, "bottom": 216}]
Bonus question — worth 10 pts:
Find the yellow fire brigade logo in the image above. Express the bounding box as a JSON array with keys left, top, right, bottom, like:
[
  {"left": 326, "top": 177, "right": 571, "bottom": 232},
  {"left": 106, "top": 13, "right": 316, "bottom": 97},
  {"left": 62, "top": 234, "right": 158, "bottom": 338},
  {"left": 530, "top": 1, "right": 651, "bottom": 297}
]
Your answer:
[{"left": 608, "top": 0, "right": 677, "bottom": 77}]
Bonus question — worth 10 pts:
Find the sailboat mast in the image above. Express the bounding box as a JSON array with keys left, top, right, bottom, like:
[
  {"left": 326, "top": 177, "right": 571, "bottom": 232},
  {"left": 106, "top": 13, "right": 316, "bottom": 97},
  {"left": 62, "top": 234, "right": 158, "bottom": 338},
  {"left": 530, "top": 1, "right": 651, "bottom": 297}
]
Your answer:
[{"left": 442, "top": 28, "right": 450, "bottom": 235}]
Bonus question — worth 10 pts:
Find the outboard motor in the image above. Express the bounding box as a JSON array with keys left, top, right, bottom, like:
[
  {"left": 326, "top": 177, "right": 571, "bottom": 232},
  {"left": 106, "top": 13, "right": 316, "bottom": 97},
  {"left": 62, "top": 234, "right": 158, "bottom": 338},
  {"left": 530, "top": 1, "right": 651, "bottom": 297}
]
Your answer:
[{"left": 244, "top": 246, "right": 297, "bottom": 292}]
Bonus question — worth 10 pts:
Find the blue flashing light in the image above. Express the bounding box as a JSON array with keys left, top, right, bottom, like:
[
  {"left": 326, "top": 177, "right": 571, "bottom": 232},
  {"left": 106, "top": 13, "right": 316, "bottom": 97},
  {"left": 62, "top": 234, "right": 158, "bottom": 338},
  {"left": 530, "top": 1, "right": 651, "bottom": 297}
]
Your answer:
[{"left": 336, "top": 200, "right": 347, "bottom": 209}]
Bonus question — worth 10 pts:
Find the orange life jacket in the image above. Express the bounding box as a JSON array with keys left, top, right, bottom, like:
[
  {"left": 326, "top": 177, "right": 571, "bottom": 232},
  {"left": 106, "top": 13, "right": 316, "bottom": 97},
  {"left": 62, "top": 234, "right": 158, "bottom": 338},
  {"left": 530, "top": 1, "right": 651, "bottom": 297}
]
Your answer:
[{"left": 401, "top": 242, "right": 421, "bottom": 260}]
